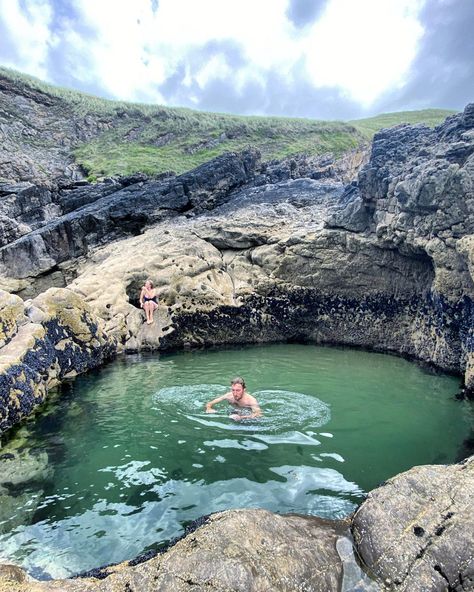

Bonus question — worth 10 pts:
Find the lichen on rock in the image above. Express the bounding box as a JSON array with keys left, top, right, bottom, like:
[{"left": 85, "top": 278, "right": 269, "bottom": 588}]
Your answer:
[{"left": 0, "top": 287, "right": 115, "bottom": 435}]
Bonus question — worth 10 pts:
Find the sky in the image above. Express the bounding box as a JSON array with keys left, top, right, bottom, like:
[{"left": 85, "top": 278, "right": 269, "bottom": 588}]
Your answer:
[{"left": 0, "top": 0, "right": 472, "bottom": 120}]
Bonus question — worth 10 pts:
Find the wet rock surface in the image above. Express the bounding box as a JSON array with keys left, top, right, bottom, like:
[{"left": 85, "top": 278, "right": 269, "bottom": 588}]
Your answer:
[
  {"left": 352, "top": 456, "right": 474, "bottom": 591},
  {"left": 0, "top": 287, "right": 115, "bottom": 434},
  {"left": 0, "top": 447, "right": 50, "bottom": 537}
]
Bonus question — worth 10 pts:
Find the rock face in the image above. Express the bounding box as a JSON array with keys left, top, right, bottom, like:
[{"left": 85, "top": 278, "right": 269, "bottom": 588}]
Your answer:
[
  {"left": 0, "top": 287, "right": 115, "bottom": 434},
  {"left": 0, "top": 73, "right": 108, "bottom": 186},
  {"left": 0, "top": 149, "right": 261, "bottom": 296},
  {"left": 1, "top": 106, "right": 474, "bottom": 395},
  {"left": 352, "top": 456, "right": 474, "bottom": 591},
  {"left": 1, "top": 81, "right": 474, "bottom": 592}
]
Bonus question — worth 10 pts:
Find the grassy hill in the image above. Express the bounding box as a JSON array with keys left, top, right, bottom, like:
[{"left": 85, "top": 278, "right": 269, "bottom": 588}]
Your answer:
[
  {"left": 350, "top": 110, "right": 456, "bottom": 137},
  {"left": 0, "top": 67, "right": 456, "bottom": 180}
]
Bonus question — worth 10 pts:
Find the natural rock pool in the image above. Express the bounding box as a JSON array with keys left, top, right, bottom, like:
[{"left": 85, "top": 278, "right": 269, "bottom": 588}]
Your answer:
[{"left": 0, "top": 343, "right": 472, "bottom": 579}]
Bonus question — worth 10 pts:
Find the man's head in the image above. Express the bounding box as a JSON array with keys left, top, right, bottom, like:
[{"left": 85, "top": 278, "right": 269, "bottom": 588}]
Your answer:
[{"left": 231, "top": 377, "right": 246, "bottom": 400}]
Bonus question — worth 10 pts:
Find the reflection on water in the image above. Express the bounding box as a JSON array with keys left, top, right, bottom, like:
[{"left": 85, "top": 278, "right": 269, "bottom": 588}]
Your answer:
[{"left": 0, "top": 343, "right": 471, "bottom": 579}]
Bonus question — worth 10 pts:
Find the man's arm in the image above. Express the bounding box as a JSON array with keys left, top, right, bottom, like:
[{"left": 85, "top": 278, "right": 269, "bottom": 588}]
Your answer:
[
  {"left": 205, "top": 393, "right": 230, "bottom": 413},
  {"left": 231, "top": 403, "right": 262, "bottom": 421}
]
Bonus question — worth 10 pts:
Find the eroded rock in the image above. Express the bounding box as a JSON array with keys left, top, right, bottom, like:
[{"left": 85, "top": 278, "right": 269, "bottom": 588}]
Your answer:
[
  {"left": 352, "top": 456, "right": 474, "bottom": 591},
  {"left": 0, "top": 288, "right": 115, "bottom": 434}
]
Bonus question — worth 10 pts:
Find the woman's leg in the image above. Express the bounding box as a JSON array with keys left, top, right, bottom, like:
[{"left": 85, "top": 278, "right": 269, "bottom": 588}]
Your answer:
[{"left": 144, "top": 302, "right": 152, "bottom": 323}]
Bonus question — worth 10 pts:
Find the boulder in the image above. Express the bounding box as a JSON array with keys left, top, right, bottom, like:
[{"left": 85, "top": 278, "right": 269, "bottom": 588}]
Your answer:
[
  {"left": 0, "top": 288, "right": 116, "bottom": 435},
  {"left": 352, "top": 456, "right": 474, "bottom": 591}
]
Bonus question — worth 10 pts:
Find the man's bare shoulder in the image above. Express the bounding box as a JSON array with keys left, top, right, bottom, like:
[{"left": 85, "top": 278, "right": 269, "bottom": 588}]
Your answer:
[{"left": 245, "top": 393, "right": 259, "bottom": 405}]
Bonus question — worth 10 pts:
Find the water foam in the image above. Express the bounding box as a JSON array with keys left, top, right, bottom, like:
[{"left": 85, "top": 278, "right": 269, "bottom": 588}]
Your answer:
[{"left": 152, "top": 385, "right": 331, "bottom": 433}]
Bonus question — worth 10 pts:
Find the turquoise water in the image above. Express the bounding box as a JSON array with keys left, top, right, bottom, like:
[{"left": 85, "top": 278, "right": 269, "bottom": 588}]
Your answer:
[{"left": 0, "top": 343, "right": 471, "bottom": 579}]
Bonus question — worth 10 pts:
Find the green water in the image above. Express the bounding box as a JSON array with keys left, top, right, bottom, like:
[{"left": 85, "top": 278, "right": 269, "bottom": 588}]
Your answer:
[{"left": 0, "top": 343, "right": 472, "bottom": 579}]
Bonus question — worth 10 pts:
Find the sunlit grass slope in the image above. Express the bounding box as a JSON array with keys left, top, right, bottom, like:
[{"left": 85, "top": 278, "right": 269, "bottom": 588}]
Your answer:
[{"left": 350, "top": 109, "right": 456, "bottom": 138}]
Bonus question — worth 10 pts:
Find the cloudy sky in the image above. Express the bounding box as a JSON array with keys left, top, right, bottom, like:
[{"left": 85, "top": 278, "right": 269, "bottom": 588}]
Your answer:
[{"left": 0, "top": 0, "right": 472, "bottom": 120}]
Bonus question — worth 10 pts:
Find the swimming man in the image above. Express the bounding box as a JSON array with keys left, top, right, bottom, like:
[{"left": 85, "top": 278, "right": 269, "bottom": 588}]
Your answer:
[{"left": 205, "top": 377, "right": 262, "bottom": 421}]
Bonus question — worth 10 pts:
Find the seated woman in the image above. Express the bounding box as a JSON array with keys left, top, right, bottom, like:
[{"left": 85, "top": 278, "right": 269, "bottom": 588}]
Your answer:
[{"left": 140, "top": 279, "right": 159, "bottom": 324}]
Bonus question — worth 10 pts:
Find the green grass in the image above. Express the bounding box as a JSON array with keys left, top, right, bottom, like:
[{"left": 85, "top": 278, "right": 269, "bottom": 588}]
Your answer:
[
  {"left": 0, "top": 66, "right": 457, "bottom": 179},
  {"left": 351, "top": 109, "right": 455, "bottom": 138},
  {"left": 75, "top": 123, "right": 364, "bottom": 177}
]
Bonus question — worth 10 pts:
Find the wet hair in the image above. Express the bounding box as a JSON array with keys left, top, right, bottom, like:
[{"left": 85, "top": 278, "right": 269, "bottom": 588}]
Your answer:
[{"left": 231, "top": 376, "right": 246, "bottom": 389}]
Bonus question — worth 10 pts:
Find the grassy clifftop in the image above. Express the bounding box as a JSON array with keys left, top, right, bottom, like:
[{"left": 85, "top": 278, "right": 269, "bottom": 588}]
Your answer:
[
  {"left": 0, "top": 67, "right": 456, "bottom": 180},
  {"left": 350, "top": 110, "right": 455, "bottom": 136}
]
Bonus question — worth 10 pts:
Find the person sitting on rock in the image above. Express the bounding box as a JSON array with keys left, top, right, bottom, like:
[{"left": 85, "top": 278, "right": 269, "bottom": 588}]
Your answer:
[
  {"left": 140, "top": 279, "right": 159, "bottom": 325},
  {"left": 205, "top": 377, "right": 262, "bottom": 421}
]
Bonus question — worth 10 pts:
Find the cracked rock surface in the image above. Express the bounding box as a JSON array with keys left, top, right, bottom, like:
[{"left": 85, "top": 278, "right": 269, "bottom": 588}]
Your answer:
[{"left": 352, "top": 456, "right": 474, "bottom": 591}]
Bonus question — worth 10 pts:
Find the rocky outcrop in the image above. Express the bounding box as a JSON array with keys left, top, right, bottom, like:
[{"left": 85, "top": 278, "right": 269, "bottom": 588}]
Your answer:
[
  {"left": 0, "top": 72, "right": 109, "bottom": 186},
  {"left": 331, "top": 105, "right": 474, "bottom": 389},
  {"left": 0, "top": 150, "right": 260, "bottom": 297},
  {"left": 0, "top": 288, "right": 115, "bottom": 434},
  {"left": 0, "top": 182, "right": 60, "bottom": 246},
  {"left": 2, "top": 107, "right": 474, "bottom": 390},
  {"left": 352, "top": 456, "right": 474, "bottom": 591}
]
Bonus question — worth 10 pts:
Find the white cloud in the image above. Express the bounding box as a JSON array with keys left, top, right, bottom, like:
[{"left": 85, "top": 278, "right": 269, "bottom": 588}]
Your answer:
[
  {"left": 302, "top": 0, "right": 425, "bottom": 105},
  {"left": 0, "top": 0, "right": 429, "bottom": 113},
  {"left": 68, "top": 0, "right": 165, "bottom": 102},
  {"left": 0, "top": 0, "right": 53, "bottom": 79},
  {"left": 151, "top": 0, "right": 297, "bottom": 68},
  {"left": 195, "top": 55, "right": 232, "bottom": 89},
  {"left": 63, "top": 0, "right": 303, "bottom": 102},
  {"left": 67, "top": 0, "right": 424, "bottom": 107}
]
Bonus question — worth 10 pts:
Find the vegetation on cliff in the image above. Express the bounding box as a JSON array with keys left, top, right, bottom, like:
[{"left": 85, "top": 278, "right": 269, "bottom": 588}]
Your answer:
[{"left": 0, "top": 67, "right": 455, "bottom": 180}]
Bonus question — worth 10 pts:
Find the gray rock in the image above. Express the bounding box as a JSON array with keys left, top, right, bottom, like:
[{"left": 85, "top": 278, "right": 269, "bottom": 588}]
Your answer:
[
  {"left": 0, "top": 150, "right": 260, "bottom": 285},
  {"left": 0, "top": 563, "right": 28, "bottom": 584},
  {"left": 352, "top": 456, "right": 474, "bottom": 591},
  {"left": 0, "top": 449, "right": 51, "bottom": 488},
  {"left": 145, "top": 509, "right": 349, "bottom": 591},
  {"left": 0, "top": 288, "right": 116, "bottom": 435}
]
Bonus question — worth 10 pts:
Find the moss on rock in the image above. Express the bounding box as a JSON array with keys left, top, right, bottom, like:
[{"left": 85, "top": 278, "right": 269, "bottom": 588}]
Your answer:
[{"left": 0, "top": 288, "right": 116, "bottom": 435}]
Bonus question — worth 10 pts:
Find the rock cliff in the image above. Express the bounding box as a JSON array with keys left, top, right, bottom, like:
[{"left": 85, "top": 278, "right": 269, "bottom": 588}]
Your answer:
[
  {"left": 0, "top": 72, "right": 114, "bottom": 186},
  {"left": 1, "top": 91, "right": 474, "bottom": 591},
  {"left": 1, "top": 106, "right": 474, "bottom": 400},
  {"left": 0, "top": 287, "right": 115, "bottom": 434}
]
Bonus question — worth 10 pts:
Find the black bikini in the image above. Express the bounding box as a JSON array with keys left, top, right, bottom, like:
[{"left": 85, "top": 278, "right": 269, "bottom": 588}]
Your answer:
[{"left": 143, "top": 295, "right": 157, "bottom": 303}]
